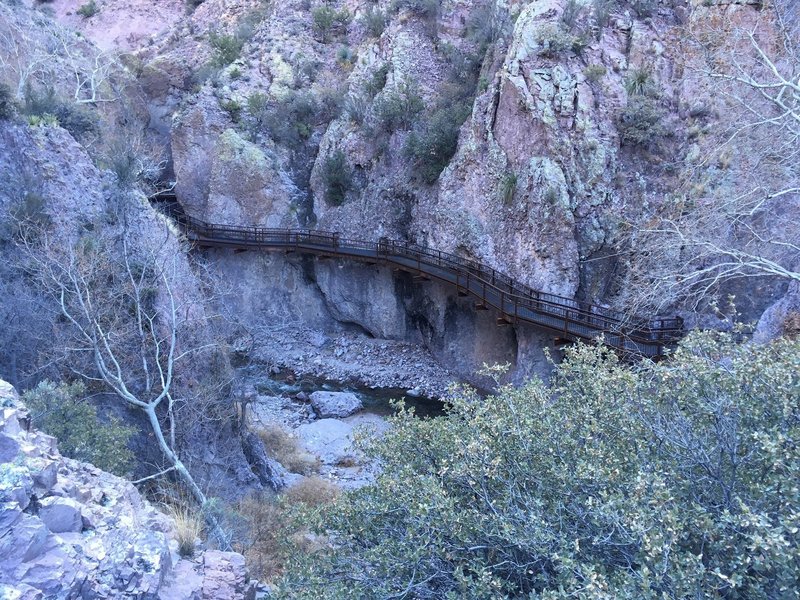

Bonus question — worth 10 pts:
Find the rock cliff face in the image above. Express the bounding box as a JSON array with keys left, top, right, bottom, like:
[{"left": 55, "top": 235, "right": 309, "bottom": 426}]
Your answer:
[
  {"left": 0, "top": 379, "right": 256, "bottom": 600},
  {"left": 5, "top": 0, "right": 797, "bottom": 381}
]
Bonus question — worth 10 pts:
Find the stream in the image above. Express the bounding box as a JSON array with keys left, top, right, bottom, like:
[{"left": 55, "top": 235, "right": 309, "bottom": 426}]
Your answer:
[{"left": 248, "top": 368, "right": 447, "bottom": 419}]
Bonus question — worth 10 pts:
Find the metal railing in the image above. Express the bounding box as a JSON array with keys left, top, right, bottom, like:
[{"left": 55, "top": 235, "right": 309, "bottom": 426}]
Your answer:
[{"left": 154, "top": 195, "right": 683, "bottom": 358}]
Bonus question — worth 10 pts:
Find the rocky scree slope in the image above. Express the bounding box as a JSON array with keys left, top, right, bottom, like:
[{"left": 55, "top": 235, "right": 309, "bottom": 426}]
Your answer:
[{"left": 0, "top": 379, "right": 257, "bottom": 600}]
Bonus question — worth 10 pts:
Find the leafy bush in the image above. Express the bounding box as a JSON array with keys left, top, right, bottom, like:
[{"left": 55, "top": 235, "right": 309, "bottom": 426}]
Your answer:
[
  {"left": 246, "top": 91, "right": 269, "bottom": 133},
  {"left": 277, "top": 332, "right": 800, "bottom": 598},
  {"left": 618, "top": 95, "right": 670, "bottom": 148},
  {"left": 363, "top": 63, "right": 389, "bottom": 99},
  {"left": 363, "top": 7, "right": 387, "bottom": 38},
  {"left": 630, "top": 0, "right": 657, "bottom": 18},
  {"left": 534, "top": 22, "right": 587, "bottom": 57},
  {"left": 260, "top": 90, "right": 319, "bottom": 148},
  {"left": 373, "top": 80, "right": 424, "bottom": 133},
  {"left": 624, "top": 66, "right": 653, "bottom": 96},
  {"left": 592, "top": 0, "right": 614, "bottom": 37},
  {"left": 311, "top": 5, "right": 351, "bottom": 43},
  {"left": 391, "top": 0, "right": 439, "bottom": 20},
  {"left": 320, "top": 150, "right": 352, "bottom": 206},
  {"left": 209, "top": 30, "right": 245, "bottom": 67},
  {"left": 583, "top": 63, "right": 607, "bottom": 83},
  {"left": 561, "top": 0, "right": 584, "bottom": 29},
  {"left": 22, "top": 85, "right": 99, "bottom": 139},
  {"left": 76, "top": 0, "right": 99, "bottom": 18},
  {"left": 0, "top": 83, "right": 15, "bottom": 120},
  {"left": 405, "top": 103, "right": 470, "bottom": 183},
  {"left": 24, "top": 380, "right": 135, "bottom": 476},
  {"left": 219, "top": 98, "right": 242, "bottom": 122}
]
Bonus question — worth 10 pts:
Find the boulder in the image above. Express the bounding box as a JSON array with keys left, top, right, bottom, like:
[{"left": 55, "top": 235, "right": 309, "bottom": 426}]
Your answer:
[
  {"left": 201, "top": 551, "right": 256, "bottom": 600},
  {"left": 309, "top": 391, "right": 363, "bottom": 419},
  {"left": 38, "top": 497, "right": 83, "bottom": 533},
  {"left": 0, "top": 432, "right": 20, "bottom": 463}
]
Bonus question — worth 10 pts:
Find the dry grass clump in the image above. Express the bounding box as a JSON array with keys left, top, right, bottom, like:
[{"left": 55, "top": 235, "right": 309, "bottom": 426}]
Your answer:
[
  {"left": 237, "top": 477, "right": 340, "bottom": 581},
  {"left": 258, "top": 424, "right": 321, "bottom": 475},
  {"left": 283, "top": 476, "right": 340, "bottom": 507},
  {"left": 169, "top": 506, "right": 203, "bottom": 557},
  {"left": 781, "top": 311, "right": 800, "bottom": 339},
  {"left": 237, "top": 494, "right": 287, "bottom": 581}
]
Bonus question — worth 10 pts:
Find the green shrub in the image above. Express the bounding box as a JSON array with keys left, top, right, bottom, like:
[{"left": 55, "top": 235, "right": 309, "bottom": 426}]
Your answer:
[
  {"left": 624, "top": 66, "right": 653, "bottom": 96},
  {"left": 592, "top": 0, "right": 614, "bottom": 37},
  {"left": 363, "top": 63, "right": 389, "bottom": 99},
  {"left": 76, "top": 0, "right": 99, "bottom": 18},
  {"left": 276, "top": 332, "right": 800, "bottom": 599},
  {"left": 336, "top": 45, "right": 355, "bottom": 67},
  {"left": 220, "top": 98, "right": 242, "bottom": 122},
  {"left": 312, "top": 5, "right": 351, "bottom": 43},
  {"left": 583, "top": 63, "right": 607, "bottom": 82},
  {"left": 320, "top": 150, "right": 352, "bottom": 205},
  {"left": 246, "top": 91, "right": 269, "bottom": 132},
  {"left": 391, "top": 0, "right": 439, "bottom": 20},
  {"left": 405, "top": 103, "right": 469, "bottom": 183},
  {"left": 631, "top": 0, "right": 657, "bottom": 18},
  {"left": 534, "top": 22, "right": 587, "bottom": 57},
  {"left": 373, "top": 80, "right": 424, "bottom": 133},
  {"left": 209, "top": 30, "right": 245, "bottom": 67},
  {"left": 561, "top": 0, "right": 584, "bottom": 29},
  {"left": 24, "top": 380, "right": 135, "bottom": 476},
  {"left": 260, "top": 90, "right": 319, "bottom": 147},
  {"left": 22, "top": 85, "right": 99, "bottom": 139},
  {"left": 363, "top": 7, "right": 386, "bottom": 38},
  {"left": 0, "top": 83, "right": 15, "bottom": 119},
  {"left": 618, "top": 95, "right": 670, "bottom": 148},
  {"left": 344, "top": 94, "right": 369, "bottom": 125},
  {"left": 500, "top": 171, "right": 517, "bottom": 204}
]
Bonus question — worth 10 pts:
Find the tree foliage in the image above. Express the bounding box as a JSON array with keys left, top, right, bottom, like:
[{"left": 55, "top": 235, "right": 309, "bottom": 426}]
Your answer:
[
  {"left": 23, "top": 380, "right": 135, "bottom": 476},
  {"left": 278, "top": 332, "right": 800, "bottom": 598}
]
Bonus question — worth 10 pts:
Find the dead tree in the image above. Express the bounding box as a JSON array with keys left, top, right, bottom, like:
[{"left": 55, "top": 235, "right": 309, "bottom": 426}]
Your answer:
[
  {"left": 18, "top": 221, "right": 232, "bottom": 548},
  {"left": 621, "top": 3, "right": 800, "bottom": 315}
]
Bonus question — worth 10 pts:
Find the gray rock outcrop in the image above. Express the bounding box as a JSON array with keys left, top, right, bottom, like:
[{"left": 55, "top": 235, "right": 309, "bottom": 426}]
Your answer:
[{"left": 0, "top": 379, "right": 257, "bottom": 599}]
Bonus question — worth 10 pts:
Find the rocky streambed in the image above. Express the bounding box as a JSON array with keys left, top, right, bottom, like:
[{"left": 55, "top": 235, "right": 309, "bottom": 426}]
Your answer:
[{"left": 238, "top": 335, "right": 453, "bottom": 489}]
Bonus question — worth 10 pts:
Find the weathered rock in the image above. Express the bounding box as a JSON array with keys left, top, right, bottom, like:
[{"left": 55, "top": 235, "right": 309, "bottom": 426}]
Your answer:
[
  {"left": 38, "top": 497, "right": 83, "bottom": 534},
  {"left": 295, "top": 413, "right": 389, "bottom": 488},
  {"left": 0, "top": 380, "right": 257, "bottom": 599},
  {"left": 0, "top": 432, "right": 20, "bottom": 463},
  {"left": 201, "top": 551, "right": 256, "bottom": 600},
  {"left": 309, "top": 391, "right": 363, "bottom": 419},
  {"left": 241, "top": 431, "right": 287, "bottom": 491}
]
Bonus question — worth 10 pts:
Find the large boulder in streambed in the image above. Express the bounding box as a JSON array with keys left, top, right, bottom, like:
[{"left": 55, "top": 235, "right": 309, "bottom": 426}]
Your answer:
[{"left": 309, "top": 391, "right": 363, "bottom": 419}]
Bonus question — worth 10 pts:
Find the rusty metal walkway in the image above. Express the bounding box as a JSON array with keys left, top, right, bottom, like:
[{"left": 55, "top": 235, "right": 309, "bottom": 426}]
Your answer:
[{"left": 154, "top": 194, "right": 683, "bottom": 358}]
